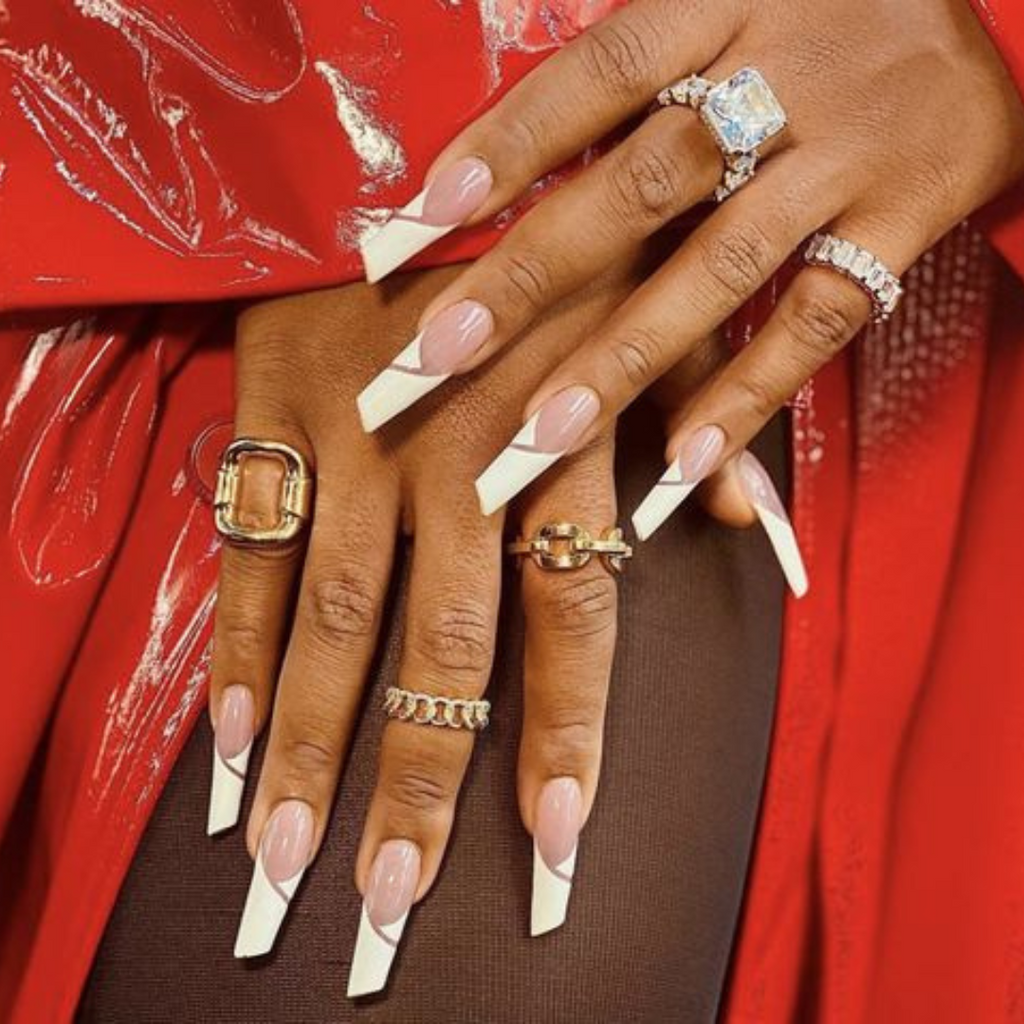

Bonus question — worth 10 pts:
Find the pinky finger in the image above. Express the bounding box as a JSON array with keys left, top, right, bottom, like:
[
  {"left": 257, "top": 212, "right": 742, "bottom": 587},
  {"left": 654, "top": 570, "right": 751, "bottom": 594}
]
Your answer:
[{"left": 632, "top": 226, "right": 916, "bottom": 594}]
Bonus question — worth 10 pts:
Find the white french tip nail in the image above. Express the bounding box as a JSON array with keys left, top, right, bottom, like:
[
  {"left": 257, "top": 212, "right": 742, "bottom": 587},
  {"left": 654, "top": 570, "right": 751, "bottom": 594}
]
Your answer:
[
  {"left": 531, "top": 842, "right": 576, "bottom": 937},
  {"left": 360, "top": 192, "right": 452, "bottom": 284},
  {"left": 475, "top": 415, "right": 560, "bottom": 516},
  {"left": 356, "top": 331, "right": 449, "bottom": 433},
  {"left": 207, "top": 741, "right": 251, "bottom": 836},
  {"left": 754, "top": 505, "right": 809, "bottom": 598},
  {"left": 631, "top": 463, "right": 699, "bottom": 542},
  {"left": 234, "top": 854, "right": 305, "bottom": 958},
  {"left": 739, "top": 452, "right": 809, "bottom": 598},
  {"left": 347, "top": 904, "right": 409, "bottom": 998}
]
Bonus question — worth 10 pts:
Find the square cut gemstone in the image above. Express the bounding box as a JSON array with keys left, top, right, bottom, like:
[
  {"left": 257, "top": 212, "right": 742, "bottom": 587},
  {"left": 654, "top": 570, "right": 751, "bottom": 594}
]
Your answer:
[{"left": 703, "top": 69, "right": 787, "bottom": 155}]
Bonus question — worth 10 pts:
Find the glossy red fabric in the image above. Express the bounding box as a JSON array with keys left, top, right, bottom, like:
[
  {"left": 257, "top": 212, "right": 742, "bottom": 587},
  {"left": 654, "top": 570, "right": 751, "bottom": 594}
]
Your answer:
[{"left": 0, "top": 2, "right": 1022, "bottom": 1021}]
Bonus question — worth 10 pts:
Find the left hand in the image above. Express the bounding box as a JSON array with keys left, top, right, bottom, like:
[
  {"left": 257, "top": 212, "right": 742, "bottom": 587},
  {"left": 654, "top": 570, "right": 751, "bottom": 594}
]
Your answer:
[{"left": 358, "top": 0, "right": 1024, "bottom": 539}]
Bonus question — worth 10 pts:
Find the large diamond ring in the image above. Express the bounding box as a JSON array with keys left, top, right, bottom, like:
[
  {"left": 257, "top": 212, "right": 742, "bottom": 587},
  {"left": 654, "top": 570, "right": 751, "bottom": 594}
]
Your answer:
[
  {"left": 804, "top": 233, "right": 904, "bottom": 323},
  {"left": 654, "top": 68, "right": 788, "bottom": 202}
]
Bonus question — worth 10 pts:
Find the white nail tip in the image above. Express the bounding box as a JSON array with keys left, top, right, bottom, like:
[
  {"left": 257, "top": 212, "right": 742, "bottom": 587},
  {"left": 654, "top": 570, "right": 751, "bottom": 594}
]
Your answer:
[
  {"left": 347, "top": 904, "right": 409, "bottom": 998},
  {"left": 475, "top": 417, "right": 559, "bottom": 516},
  {"left": 752, "top": 504, "right": 809, "bottom": 598},
  {"left": 360, "top": 191, "right": 453, "bottom": 284},
  {"left": 357, "top": 332, "right": 448, "bottom": 432},
  {"left": 531, "top": 843, "right": 577, "bottom": 937},
  {"left": 631, "top": 462, "right": 698, "bottom": 542},
  {"left": 207, "top": 742, "right": 251, "bottom": 836},
  {"left": 234, "top": 856, "right": 305, "bottom": 958}
]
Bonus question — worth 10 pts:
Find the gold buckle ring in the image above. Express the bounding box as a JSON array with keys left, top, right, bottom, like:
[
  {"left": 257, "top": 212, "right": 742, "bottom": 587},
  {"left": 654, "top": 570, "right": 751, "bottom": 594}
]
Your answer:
[
  {"left": 214, "top": 438, "right": 313, "bottom": 545},
  {"left": 506, "top": 522, "right": 633, "bottom": 574}
]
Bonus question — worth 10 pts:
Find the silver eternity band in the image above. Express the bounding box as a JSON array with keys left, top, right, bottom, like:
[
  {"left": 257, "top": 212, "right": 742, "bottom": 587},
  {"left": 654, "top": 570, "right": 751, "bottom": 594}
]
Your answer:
[
  {"left": 654, "top": 68, "right": 788, "bottom": 202},
  {"left": 804, "top": 233, "right": 904, "bottom": 323}
]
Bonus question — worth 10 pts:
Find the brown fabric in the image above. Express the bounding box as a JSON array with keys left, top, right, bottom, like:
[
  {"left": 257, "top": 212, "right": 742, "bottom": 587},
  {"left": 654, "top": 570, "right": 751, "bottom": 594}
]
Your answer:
[{"left": 78, "top": 409, "right": 787, "bottom": 1024}]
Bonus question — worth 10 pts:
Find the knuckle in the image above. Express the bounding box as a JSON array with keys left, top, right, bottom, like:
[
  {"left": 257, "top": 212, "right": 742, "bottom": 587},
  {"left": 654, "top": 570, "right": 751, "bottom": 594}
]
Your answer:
[
  {"left": 613, "top": 143, "right": 683, "bottom": 221},
  {"left": 698, "top": 223, "right": 776, "bottom": 306},
  {"left": 735, "top": 367, "right": 784, "bottom": 422},
  {"left": 413, "top": 603, "right": 493, "bottom": 676},
  {"left": 279, "top": 733, "right": 340, "bottom": 779},
  {"left": 584, "top": 19, "right": 655, "bottom": 95},
  {"left": 496, "top": 248, "right": 554, "bottom": 318},
  {"left": 530, "top": 574, "right": 617, "bottom": 639},
  {"left": 786, "top": 282, "right": 862, "bottom": 358},
  {"left": 306, "top": 569, "right": 378, "bottom": 648},
  {"left": 607, "top": 325, "right": 666, "bottom": 389},
  {"left": 536, "top": 705, "right": 601, "bottom": 765},
  {"left": 385, "top": 764, "right": 453, "bottom": 816},
  {"left": 217, "top": 619, "right": 264, "bottom": 664}
]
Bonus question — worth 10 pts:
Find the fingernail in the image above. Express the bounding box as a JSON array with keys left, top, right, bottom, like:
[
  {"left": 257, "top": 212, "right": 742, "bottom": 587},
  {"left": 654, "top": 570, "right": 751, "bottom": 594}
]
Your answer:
[
  {"left": 357, "top": 301, "right": 493, "bottom": 432},
  {"left": 234, "top": 800, "right": 315, "bottom": 958},
  {"left": 361, "top": 157, "right": 493, "bottom": 283},
  {"left": 531, "top": 778, "right": 582, "bottom": 937},
  {"left": 738, "top": 451, "right": 809, "bottom": 598},
  {"left": 475, "top": 386, "right": 600, "bottom": 515},
  {"left": 347, "top": 840, "right": 421, "bottom": 998},
  {"left": 632, "top": 425, "right": 727, "bottom": 541},
  {"left": 207, "top": 684, "right": 255, "bottom": 836}
]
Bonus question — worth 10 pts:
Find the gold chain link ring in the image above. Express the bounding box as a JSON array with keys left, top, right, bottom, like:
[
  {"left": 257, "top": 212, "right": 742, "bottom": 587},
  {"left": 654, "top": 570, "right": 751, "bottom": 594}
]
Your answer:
[{"left": 506, "top": 522, "right": 633, "bottom": 574}]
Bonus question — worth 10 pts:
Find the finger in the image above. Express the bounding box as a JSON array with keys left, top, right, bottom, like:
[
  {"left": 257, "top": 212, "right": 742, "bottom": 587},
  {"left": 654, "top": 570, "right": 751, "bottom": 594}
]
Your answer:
[
  {"left": 475, "top": 154, "right": 843, "bottom": 515},
  {"left": 634, "top": 217, "right": 920, "bottom": 591},
  {"left": 516, "top": 434, "right": 618, "bottom": 935},
  {"left": 234, "top": 461, "right": 399, "bottom": 958},
  {"left": 356, "top": 106, "right": 722, "bottom": 432},
  {"left": 347, "top": 491, "right": 502, "bottom": 997},
  {"left": 207, "top": 429, "right": 312, "bottom": 836},
  {"left": 359, "top": 0, "right": 742, "bottom": 281}
]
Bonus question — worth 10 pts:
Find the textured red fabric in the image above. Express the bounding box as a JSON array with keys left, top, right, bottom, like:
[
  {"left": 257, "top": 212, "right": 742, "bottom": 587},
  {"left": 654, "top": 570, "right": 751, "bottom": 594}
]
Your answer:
[{"left": 0, "top": 2, "right": 1023, "bottom": 1021}]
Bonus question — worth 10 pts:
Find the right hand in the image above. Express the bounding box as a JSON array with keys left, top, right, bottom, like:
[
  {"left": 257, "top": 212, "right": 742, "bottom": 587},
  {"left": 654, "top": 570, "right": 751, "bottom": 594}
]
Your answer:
[{"left": 207, "top": 261, "right": 641, "bottom": 995}]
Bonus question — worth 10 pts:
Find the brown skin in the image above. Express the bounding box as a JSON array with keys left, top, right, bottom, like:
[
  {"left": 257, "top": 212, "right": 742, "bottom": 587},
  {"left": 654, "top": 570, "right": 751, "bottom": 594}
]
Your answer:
[
  {"left": 401, "top": 0, "right": 1024, "bottom": 480},
  {"left": 210, "top": 258, "right": 701, "bottom": 904}
]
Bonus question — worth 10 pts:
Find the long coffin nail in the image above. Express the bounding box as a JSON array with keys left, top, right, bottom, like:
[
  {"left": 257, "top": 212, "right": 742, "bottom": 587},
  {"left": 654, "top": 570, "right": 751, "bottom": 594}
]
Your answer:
[
  {"left": 357, "top": 301, "right": 493, "bottom": 432},
  {"left": 207, "top": 684, "right": 255, "bottom": 836},
  {"left": 738, "top": 451, "right": 809, "bottom": 598},
  {"left": 361, "top": 158, "right": 493, "bottom": 283},
  {"left": 347, "top": 840, "right": 421, "bottom": 998},
  {"left": 475, "top": 387, "right": 600, "bottom": 516},
  {"left": 632, "top": 425, "right": 727, "bottom": 541},
  {"left": 532, "top": 778, "right": 582, "bottom": 937},
  {"left": 234, "top": 800, "right": 314, "bottom": 958}
]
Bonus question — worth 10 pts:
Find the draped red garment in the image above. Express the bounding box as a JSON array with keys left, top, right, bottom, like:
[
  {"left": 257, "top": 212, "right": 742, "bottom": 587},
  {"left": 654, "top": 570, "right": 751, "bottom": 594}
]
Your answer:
[{"left": 0, "top": 2, "right": 1022, "bottom": 1020}]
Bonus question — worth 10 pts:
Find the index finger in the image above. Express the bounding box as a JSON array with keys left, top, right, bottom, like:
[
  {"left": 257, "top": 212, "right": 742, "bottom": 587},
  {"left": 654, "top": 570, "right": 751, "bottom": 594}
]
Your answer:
[
  {"left": 361, "top": 0, "right": 740, "bottom": 281},
  {"left": 432, "top": 0, "right": 738, "bottom": 217}
]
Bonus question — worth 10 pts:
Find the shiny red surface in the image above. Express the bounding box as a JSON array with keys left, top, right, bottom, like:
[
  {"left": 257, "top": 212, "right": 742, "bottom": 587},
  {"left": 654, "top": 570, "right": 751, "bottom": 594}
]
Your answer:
[{"left": 0, "top": 2, "right": 1022, "bottom": 1021}]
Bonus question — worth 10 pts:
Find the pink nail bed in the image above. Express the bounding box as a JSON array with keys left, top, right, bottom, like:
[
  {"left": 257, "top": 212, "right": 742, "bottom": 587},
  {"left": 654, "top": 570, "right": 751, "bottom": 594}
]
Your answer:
[
  {"left": 739, "top": 451, "right": 788, "bottom": 518},
  {"left": 261, "top": 801, "right": 315, "bottom": 884},
  {"left": 419, "top": 301, "right": 493, "bottom": 375},
  {"left": 421, "top": 157, "right": 492, "bottom": 226},
  {"left": 678, "top": 425, "right": 726, "bottom": 484},
  {"left": 215, "top": 684, "right": 255, "bottom": 761},
  {"left": 535, "top": 778, "right": 583, "bottom": 872},
  {"left": 365, "top": 840, "right": 420, "bottom": 928},
  {"left": 532, "top": 387, "right": 601, "bottom": 453}
]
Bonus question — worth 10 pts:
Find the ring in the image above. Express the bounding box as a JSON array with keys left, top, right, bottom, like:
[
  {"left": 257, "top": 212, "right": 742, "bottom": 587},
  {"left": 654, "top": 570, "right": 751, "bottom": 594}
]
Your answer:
[
  {"left": 506, "top": 522, "right": 633, "bottom": 574},
  {"left": 804, "top": 233, "right": 904, "bottom": 323},
  {"left": 383, "top": 687, "right": 490, "bottom": 732},
  {"left": 214, "top": 438, "right": 313, "bottom": 545},
  {"left": 654, "top": 68, "right": 788, "bottom": 202}
]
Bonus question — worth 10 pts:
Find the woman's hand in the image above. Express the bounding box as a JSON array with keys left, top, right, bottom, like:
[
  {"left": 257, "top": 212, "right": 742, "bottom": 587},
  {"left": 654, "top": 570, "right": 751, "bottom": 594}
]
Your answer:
[
  {"left": 207, "top": 263, "right": 642, "bottom": 997},
  {"left": 357, "top": 0, "right": 1024, "bottom": 544}
]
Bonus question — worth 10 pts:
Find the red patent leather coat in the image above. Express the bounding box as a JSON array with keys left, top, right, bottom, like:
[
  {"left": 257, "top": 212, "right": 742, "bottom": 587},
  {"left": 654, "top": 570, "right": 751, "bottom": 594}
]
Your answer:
[{"left": 1, "top": 2, "right": 1022, "bottom": 1021}]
